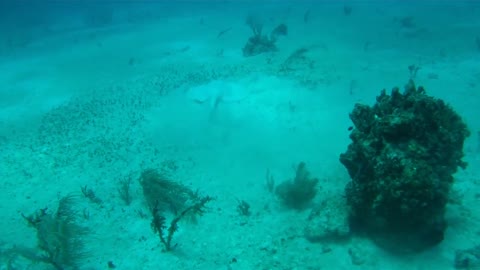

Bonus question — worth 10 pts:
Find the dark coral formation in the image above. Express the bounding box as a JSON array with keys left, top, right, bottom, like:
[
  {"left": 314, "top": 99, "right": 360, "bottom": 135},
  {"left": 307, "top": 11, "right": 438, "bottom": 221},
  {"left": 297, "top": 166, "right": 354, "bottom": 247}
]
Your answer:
[
  {"left": 140, "top": 168, "right": 199, "bottom": 213},
  {"left": 20, "top": 195, "right": 89, "bottom": 269},
  {"left": 242, "top": 14, "right": 287, "bottom": 57},
  {"left": 275, "top": 162, "right": 319, "bottom": 210},
  {"left": 140, "top": 168, "right": 213, "bottom": 251},
  {"left": 150, "top": 195, "right": 213, "bottom": 251},
  {"left": 340, "top": 81, "right": 470, "bottom": 252}
]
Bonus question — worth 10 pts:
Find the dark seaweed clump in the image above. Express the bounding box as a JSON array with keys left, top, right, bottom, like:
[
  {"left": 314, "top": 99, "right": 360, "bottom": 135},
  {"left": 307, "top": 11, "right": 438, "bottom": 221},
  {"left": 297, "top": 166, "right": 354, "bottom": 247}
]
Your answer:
[
  {"left": 140, "top": 168, "right": 213, "bottom": 251},
  {"left": 17, "top": 195, "right": 89, "bottom": 269},
  {"left": 275, "top": 162, "right": 319, "bottom": 210}
]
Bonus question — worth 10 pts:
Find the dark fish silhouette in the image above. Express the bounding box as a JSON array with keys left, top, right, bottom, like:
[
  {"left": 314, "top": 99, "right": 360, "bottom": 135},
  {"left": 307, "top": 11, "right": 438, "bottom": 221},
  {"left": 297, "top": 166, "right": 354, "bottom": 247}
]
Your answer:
[{"left": 217, "top": 27, "right": 232, "bottom": 38}]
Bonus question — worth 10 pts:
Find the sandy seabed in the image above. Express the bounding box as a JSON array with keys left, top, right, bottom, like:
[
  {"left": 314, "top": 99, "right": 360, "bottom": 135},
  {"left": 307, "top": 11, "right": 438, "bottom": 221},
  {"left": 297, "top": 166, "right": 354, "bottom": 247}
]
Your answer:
[{"left": 1, "top": 3, "right": 480, "bottom": 270}]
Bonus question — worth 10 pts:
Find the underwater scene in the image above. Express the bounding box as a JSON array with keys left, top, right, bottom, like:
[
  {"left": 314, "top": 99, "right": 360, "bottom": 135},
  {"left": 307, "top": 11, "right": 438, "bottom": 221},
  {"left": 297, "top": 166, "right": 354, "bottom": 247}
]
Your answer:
[{"left": 1, "top": 0, "right": 480, "bottom": 269}]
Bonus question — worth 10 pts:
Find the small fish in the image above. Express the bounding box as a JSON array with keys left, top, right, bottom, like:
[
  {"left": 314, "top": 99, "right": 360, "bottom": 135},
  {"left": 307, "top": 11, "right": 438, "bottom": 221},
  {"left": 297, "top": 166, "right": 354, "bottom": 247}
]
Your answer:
[
  {"left": 178, "top": 46, "right": 190, "bottom": 53},
  {"left": 217, "top": 27, "right": 232, "bottom": 38},
  {"left": 343, "top": 5, "right": 352, "bottom": 16},
  {"left": 304, "top": 10, "right": 311, "bottom": 23}
]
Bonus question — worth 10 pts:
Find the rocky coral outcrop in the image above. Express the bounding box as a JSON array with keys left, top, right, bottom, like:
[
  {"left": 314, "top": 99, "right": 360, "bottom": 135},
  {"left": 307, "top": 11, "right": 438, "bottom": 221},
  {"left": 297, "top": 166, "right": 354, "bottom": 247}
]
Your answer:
[{"left": 340, "top": 80, "right": 470, "bottom": 252}]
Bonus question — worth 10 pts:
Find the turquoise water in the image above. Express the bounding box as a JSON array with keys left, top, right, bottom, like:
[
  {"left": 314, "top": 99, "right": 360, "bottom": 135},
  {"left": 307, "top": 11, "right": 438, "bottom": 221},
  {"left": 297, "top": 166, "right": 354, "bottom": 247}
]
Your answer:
[{"left": 1, "top": 1, "right": 479, "bottom": 269}]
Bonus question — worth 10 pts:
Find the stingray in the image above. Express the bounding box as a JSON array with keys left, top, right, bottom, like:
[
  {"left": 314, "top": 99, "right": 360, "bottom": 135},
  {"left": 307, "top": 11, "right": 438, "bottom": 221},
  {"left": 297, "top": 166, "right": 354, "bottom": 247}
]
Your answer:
[{"left": 186, "top": 80, "right": 249, "bottom": 112}]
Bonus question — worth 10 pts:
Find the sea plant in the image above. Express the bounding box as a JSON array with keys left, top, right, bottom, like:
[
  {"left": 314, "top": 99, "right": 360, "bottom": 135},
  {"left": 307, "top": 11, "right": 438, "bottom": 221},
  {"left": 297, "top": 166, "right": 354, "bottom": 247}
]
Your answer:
[
  {"left": 275, "top": 162, "right": 319, "bottom": 210},
  {"left": 140, "top": 168, "right": 213, "bottom": 251},
  {"left": 20, "top": 195, "right": 89, "bottom": 269}
]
